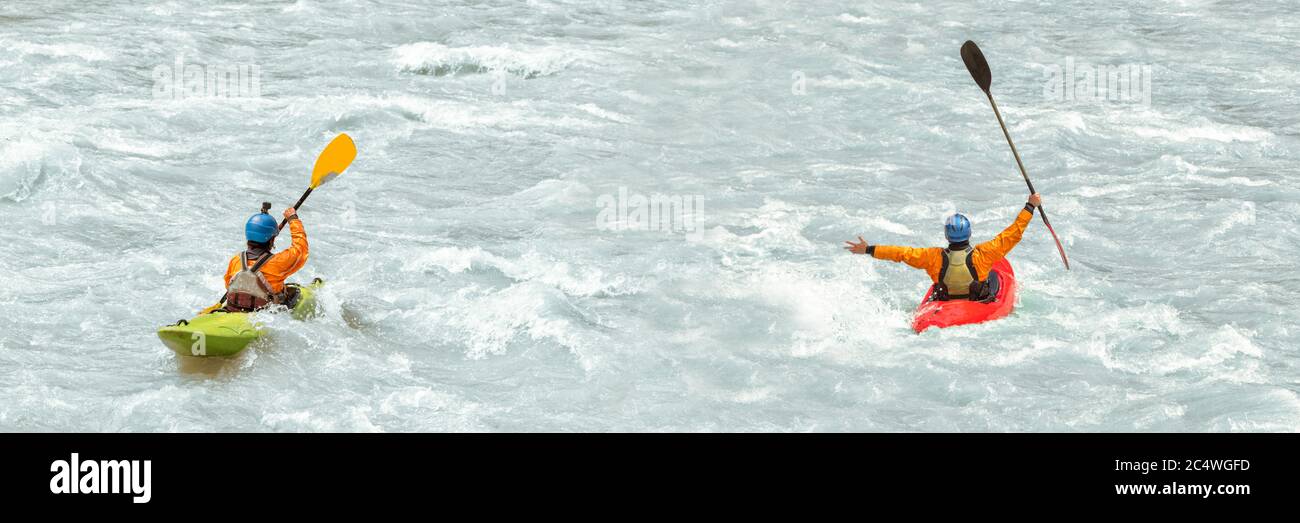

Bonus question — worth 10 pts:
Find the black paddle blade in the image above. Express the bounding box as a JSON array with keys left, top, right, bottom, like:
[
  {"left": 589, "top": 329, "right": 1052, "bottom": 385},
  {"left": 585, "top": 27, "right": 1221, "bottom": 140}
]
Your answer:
[{"left": 961, "top": 40, "right": 992, "bottom": 93}]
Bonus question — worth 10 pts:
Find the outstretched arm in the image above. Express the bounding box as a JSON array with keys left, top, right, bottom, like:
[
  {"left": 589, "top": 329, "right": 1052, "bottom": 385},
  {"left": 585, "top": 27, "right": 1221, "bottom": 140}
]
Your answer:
[{"left": 845, "top": 236, "right": 941, "bottom": 272}]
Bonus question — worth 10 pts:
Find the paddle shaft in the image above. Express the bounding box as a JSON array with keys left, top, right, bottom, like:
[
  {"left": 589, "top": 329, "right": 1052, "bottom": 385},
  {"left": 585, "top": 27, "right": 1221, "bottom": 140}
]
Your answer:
[
  {"left": 279, "top": 187, "right": 313, "bottom": 231},
  {"left": 984, "top": 93, "right": 1071, "bottom": 270},
  {"left": 986, "top": 96, "right": 1039, "bottom": 192}
]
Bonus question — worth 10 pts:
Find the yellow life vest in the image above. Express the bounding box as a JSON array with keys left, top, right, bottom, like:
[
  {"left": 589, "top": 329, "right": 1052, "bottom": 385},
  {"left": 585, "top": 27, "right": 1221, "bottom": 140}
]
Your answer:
[{"left": 938, "top": 247, "right": 982, "bottom": 300}]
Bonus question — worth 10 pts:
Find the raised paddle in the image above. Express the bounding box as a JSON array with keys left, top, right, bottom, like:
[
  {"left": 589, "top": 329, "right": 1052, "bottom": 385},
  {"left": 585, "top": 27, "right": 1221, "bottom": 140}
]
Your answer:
[
  {"left": 248, "top": 132, "right": 356, "bottom": 271},
  {"left": 960, "top": 40, "right": 1070, "bottom": 270},
  {"left": 275, "top": 133, "right": 357, "bottom": 233},
  {"left": 206, "top": 133, "right": 358, "bottom": 312}
]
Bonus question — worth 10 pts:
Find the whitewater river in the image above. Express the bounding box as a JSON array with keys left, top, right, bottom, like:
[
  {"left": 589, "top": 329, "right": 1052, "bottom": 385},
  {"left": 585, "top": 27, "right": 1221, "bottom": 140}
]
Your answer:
[{"left": 2, "top": 0, "right": 1298, "bottom": 431}]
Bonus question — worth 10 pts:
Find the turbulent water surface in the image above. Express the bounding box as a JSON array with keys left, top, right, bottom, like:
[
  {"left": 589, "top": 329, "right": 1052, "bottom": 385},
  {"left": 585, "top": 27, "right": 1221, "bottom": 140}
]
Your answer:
[{"left": 2, "top": 0, "right": 1299, "bottom": 431}]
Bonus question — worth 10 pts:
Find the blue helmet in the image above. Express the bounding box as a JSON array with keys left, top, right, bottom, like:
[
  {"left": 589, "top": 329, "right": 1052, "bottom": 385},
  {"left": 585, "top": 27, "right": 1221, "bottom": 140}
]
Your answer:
[
  {"left": 245, "top": 213, "right": 279, "bottom": 243},
  {"left": 944, "top": 213, "right": 971, "bottom": 242}
]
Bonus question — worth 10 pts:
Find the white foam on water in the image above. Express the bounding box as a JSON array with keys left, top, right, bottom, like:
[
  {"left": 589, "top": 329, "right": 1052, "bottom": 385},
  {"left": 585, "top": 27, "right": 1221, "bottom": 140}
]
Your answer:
[
  {"left": 9, "top": 41, "right": 112, "bottom": 62},
  {"left": 1131, "top": 123, "right": 1273, "bottom": 143},
  {"left": 436, "top": 282, "right": 604, "bottom": 373},
  {"left": 392, "top": 42, "right": 581, "bottom": 78},
  {"left": 836, "top": 14, "right": 882, "bottom": 25},
  {"left": 575, "top": 103, "right": 633, "bottom": 124},
  {"left": 0, "top": 134, "right": 82, "bottom": 202}
]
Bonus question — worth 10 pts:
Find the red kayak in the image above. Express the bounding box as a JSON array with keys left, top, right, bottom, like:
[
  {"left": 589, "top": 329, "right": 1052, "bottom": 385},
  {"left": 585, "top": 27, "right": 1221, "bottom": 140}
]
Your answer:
[{"left": 911, "top": 258, "right": 1017, "bottom": 333}]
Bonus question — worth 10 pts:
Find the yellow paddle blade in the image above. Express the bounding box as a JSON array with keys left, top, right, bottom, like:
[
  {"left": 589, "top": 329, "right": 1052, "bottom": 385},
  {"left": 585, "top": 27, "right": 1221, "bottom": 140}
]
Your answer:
[{"left": 310, "top": 133, "right": 356, "bottom": 188}]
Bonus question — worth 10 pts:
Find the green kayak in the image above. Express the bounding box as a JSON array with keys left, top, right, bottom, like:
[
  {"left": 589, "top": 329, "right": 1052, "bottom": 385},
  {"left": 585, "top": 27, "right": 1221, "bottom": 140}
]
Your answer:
[{"left": 158, "top": 280, "right": 323, "bottom": 357}]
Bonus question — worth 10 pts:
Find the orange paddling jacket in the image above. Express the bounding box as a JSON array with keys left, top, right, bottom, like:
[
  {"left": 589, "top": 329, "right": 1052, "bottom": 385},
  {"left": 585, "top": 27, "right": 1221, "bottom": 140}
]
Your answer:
[
  {"left": 223, "top": 218, "right": 309, "bottom": 295},
  {"left": 868, "top": 204, "right": 1035, "bottom": 284}
]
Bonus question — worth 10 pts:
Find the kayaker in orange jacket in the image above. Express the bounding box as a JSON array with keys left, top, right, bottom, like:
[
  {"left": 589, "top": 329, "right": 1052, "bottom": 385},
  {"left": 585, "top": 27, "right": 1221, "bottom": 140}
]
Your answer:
[
  {"left": 845, "top": 194, "right": 1041, "bottom": 301},
  {"left": 222, "top": 204, "right": 309, "bottom": 311}
]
